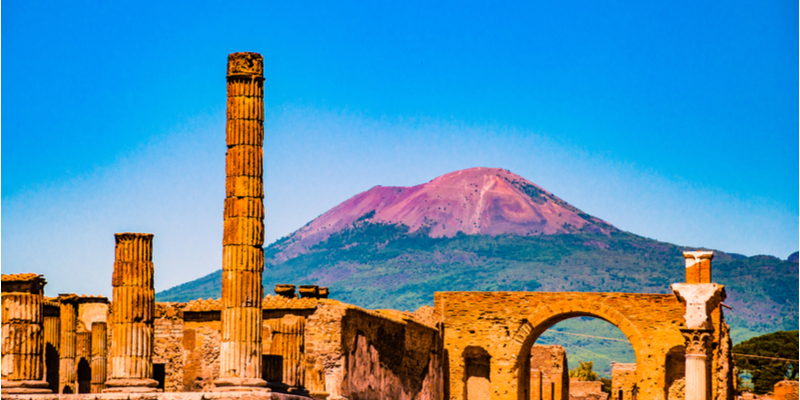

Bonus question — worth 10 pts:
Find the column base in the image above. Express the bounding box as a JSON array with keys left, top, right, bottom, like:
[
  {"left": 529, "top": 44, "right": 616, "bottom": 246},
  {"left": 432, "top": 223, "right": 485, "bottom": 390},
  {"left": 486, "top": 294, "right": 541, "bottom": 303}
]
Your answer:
[
  {"left": 102, "top": 378, "right": 161, "bottom": 393},
  {"left": 266, "top": 382, "right": 309, "bottom": 395},
  {"left": 0, "top": 380, "right": 52, "bottom": 394},
  {"left": 213, "top": 377, "right": 270, "bottom": 392}
]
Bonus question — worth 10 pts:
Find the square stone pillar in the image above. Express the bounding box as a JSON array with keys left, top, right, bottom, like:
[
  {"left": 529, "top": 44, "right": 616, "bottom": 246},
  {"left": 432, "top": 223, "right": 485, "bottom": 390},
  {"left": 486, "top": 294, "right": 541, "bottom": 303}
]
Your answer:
[
  {"left": 1, "top": 273, "right": 52, "bottom": 394},
  {"left": 684, "top": 251, "right": 713, "bottom": 284}
]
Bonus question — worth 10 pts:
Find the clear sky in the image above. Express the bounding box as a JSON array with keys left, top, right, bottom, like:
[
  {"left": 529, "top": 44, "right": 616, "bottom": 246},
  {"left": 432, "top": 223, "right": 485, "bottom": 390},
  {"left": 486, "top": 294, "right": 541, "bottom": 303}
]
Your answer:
[{"left": 3, "top": 1, "right": 798, "bottom": 297}]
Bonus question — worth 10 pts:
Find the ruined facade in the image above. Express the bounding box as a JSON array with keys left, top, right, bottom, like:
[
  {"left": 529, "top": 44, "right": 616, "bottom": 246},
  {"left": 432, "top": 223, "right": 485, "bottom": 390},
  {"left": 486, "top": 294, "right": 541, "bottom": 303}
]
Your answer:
[{"left": 1, "top": 51, "right": 739, "bottom": 400}]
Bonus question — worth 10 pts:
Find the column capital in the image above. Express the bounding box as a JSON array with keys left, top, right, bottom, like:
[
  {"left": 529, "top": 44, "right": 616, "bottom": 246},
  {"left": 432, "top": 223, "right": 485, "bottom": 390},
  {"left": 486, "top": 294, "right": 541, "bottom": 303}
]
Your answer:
[
  {"left": 680, "top": 328, "right": 713, "bottom": 356},
  {"left": 670, "top": 283, "right": 726, "bottom": 329}
]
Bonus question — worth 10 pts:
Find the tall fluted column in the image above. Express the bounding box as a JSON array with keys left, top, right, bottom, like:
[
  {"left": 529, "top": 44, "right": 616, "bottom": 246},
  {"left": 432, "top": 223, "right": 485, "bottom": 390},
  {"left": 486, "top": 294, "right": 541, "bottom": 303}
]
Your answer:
[
  {"left": 58, "top": 294, "right": 79, "bottom": 393},
  {"left": 104, "top": 233, "right": 158, "bottom": 393},
  {"left": 265, "top": 316, "right": 305, "bottom": 391},
  {"left": 43, "top": 298, "right": 60, "bottom": 392},
  {"left": 215, "top": 51, "right": 268, "bottom": 391},
  {"left": 1, "top": 274, "right": 51, "bottom": 394},
  {"left": 91, "top": 322, "right": 107, "bottom": 393}
]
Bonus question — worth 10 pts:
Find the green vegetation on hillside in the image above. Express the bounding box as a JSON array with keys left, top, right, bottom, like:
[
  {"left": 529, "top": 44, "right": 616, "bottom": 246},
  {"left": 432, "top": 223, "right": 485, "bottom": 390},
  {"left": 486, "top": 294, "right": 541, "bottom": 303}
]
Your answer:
[
  {"left": 156, "top": 221, "right": 799, "bottom": 345},
  {"left": 732, "top": 330, "right": 799, "bottom": 394}
]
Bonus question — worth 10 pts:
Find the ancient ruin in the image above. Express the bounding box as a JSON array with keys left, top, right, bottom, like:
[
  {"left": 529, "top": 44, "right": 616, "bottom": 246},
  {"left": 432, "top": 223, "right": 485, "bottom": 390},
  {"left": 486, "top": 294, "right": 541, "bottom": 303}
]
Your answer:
[
  {"left": 104, "top": 233, "right": 158, "bottom": 393},
  {"left": 0, "top": 52, "right": 747, "bottom": 400}
]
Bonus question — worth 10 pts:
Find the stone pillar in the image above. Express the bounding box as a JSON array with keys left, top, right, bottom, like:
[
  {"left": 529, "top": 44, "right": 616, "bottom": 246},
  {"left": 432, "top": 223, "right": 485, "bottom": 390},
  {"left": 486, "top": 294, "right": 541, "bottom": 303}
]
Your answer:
[
  {"left": 215, "top": 51, "right": 267, "bottom": 391},
  {"left": 681, "top": 329, "right": 712, "bottom": 400},
  {"left": 684, "top": 251, "right": 713, "bottom": 284},
  {"left": 265, "top": 315, "right": 306, "bottom": 391},
  {"left": 58, "top": 294, "right": 79, "bottom": 393},
  {"left": 531, "top": 369, "right": 543, "bottom": 400},
  {"left": 1, "top": 274, "right": 51, "bottom": 394},
  {"left": 91, "top": 322, "right": 107, "bottom": 393},
  {"left": 43, "top": 298, "right": 60, "bottom": 392},
  {"left": 76, "top": 332, "right": 92, "bottom": 393},
  {"left": 672, "top": 262, "right": 726, "bottom": 400},
  {"left": 104, "top": 232, "right": 159, "bottom": 393}
]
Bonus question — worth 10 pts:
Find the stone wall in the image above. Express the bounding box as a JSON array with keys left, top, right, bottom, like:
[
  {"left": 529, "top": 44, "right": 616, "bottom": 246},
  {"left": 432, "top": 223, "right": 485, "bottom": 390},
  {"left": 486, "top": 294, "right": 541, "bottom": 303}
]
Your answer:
[
  {"left": 610, "top": 363, "right": 636, "bottom": 400},
  {"left": 774, "top": 380, "right": 799, "bottom": 400},
  {"left": 569, "top": 379, "right": 607, "bottom": 400},
  {"left": 434, "top": 291, "right": 730, "bottom": 400},
  {"left": 527, "top": 345, "right": 568, "bottom": 400},
  {"left": 305, "top": 300, "right": 442, "bottom": 400}
]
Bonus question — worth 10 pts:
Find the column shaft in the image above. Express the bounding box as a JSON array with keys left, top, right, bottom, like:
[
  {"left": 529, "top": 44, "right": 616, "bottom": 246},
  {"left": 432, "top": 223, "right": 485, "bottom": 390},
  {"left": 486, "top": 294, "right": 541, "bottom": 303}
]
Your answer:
[
  {"left": 104, "top": 233, "right": 158, "bottom": 393},
  {"left": 43, "top": 304, "right": 60, "bottom": 393},
  {"left": 216, "top": 51, "right": 267, "bottom": 391},
  {"left": 265, "top": 316, "right": 305, "bottom": 389},
  {"left": 91, "top": 322, "right": 107, "bottom": 393},
  {"left": 0, "top": 274, "right": 51, "bottom": 394},
  {"left": 58, "top": 295, "right": 78, "bottom": 394}
]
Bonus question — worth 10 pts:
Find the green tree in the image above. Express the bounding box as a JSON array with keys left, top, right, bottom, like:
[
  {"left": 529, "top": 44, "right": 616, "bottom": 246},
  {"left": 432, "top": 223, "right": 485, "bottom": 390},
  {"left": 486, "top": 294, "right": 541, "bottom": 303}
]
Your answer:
[
  {"left": 732, "top": 330, "right": 799, "bottom": 394},
  {"left": 569, "top": 360, "right": 599, "bottom": 381}
]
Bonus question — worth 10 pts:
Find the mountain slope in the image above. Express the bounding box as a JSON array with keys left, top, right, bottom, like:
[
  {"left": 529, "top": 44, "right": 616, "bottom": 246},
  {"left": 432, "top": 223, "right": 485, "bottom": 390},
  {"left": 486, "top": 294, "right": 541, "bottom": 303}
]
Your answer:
[
  {"left": 269, "top": 167, "right": 614, "bottom": 261},
  {"left": 157, "top": 167, "right": 798, "bottom": 344}
]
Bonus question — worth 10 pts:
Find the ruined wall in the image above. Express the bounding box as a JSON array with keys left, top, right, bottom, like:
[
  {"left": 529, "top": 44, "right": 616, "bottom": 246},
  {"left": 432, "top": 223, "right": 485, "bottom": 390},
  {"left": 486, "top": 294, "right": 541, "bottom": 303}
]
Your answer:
[
  {"left": 569, "top": 379, "right": 606, "bottom": 400},
  {"left": 610, "top": 363, "right": 636, "bottom": 400},
  {"left": 305, "top": 300, "right": 442, "bottom": 400},
  {"left": 530, "top": 345, "right": 568, "bottom": 400},
  {"left": 774, "top": 380, "right": 799, "bottom": 400},
  {"left": 435, "top": 291, "right": 725, "bottom": 400}
]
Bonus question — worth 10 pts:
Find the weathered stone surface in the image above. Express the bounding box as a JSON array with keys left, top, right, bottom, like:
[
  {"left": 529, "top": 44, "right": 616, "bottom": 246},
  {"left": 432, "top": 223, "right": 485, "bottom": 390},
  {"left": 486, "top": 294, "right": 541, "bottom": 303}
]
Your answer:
[
  {"left": 671, "top": 283, "right": 726, "bottom": 330},
  {"left": 610, "top": 363, "right": 636, "bottom": 400},
  {"left": 105, "top": 233, "right": 158, "bottom": 393},
  {"left": 91, "top": 322, "right": 108, "bottom": 393},
  {"left": 527, "top": 345, "right": 568, "bottom": 400},
  {"left": 434, "top": 290, "right": 730, "bottom": 400},
  {"left": 684, "top": 251, "right": 713, "bottom": 284},
  {"left": 1, "top": 274, "right": 51, "bottom": 394},
  {"left": 775, "top": 380, "right": 799, "bottom": 400},
  {"left": 216, "top": 51, "right": 266, "bottom": 391},
  {"left": 569, "top": 379, "right": 607, "bottom": 400},
  {"left": 59, "top": 294, "right": 80, "bottom": 394}
]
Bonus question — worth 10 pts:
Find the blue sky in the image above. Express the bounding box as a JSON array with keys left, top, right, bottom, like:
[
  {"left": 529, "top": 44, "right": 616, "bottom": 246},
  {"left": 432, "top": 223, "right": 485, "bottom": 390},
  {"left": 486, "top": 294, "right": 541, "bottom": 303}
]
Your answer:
[{"left": 3, "top": 1, "right": 797, "bottom": 297}]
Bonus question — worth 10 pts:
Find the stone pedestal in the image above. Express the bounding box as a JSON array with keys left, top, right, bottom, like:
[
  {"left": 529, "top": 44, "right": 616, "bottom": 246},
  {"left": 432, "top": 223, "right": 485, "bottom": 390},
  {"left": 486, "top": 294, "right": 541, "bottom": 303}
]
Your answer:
[
  {"left": 104, "top": 233, "right": 159, "bottom": 393},
  {"left": 91, "top": 321, "right": 108, "bottom": 393},
  {"left": 58, "top": 294, "right": 79, "bottom": 394},
  {"left": 672, "top": 277, "right": 726, "bottom": 400},
  {"left": 1, "top": 274, "right": 52, "bottom": 394},
  {"left": 215, "top": 51, "right": 268, "bottom": 392}
]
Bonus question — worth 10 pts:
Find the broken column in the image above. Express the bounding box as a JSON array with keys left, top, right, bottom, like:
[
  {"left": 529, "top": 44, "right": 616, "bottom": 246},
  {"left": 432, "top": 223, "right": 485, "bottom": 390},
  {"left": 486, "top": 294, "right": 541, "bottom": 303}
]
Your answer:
[
  {"left": 58, "top": 294, "right": 79, "bottom": 393},
  {"left": 1, "top": 273, "right": 51, "bottom": 394},
  {"left": 264, "top": 315, "right": 306, "bottom": 391},
  {"left": 104, "top": 232, "right": 158, "bottom": 392},
  {"left": 91, "top": 322, "right": 107, "bottom": 393},
  {"left": 671, "top": 251, "right": 726, "bottom": 400},
  {"left": 215, "top": 51, "right": 267, "bottom": 391}
]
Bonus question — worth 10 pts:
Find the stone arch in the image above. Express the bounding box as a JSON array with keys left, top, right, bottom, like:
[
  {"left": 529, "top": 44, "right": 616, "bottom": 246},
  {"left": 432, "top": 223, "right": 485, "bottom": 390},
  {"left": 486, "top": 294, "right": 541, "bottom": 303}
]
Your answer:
[
  {"left": 464, "top": 346, "right": 492, "bottom": 400},
  {"left": 509, "top": 299, "right": 647, "bottom": 400}
]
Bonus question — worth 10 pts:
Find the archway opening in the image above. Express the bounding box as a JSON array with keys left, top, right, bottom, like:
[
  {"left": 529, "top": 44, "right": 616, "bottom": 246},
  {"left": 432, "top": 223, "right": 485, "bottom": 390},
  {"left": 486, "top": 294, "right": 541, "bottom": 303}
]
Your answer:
[
  {"left": 77, "top": 358, "right": 92, "bottom": 393},
  {"left": 516, "top": 313, "right": 641, "bottom": 400}
]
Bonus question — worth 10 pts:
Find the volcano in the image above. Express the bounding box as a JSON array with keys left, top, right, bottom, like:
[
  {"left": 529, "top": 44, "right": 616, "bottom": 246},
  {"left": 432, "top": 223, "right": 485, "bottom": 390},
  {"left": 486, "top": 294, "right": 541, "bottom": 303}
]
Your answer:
[{"left": 271, "top": 167, "right": 616, "bottom": 261}]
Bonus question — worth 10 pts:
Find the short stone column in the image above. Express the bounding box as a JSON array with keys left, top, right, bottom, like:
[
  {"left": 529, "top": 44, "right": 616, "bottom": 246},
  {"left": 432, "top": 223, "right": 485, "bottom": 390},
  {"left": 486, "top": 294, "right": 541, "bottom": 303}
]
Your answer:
[
  {"left": 43, "top": 298, "right": 60, "bottom": 392},
  {"left": 91, "top": 322, "right": 107, "bottom": 393},
  {"left": 58, "top": 293, "right": 79, "bottom": 393},
  {"left": 104, "top": 232, "right": 159, "bottom": 393},
  {"left": 1, "top": 274, "right": 51, "bottom": 394},
  {"left": 671, "top": 260, "right": 726, "bottom": 400},
  {"left": 215, "top": 51, "right": 268, "bottom": 391},
  {"left": 264, "top": 315, "right": 306, "bottom": 391}
]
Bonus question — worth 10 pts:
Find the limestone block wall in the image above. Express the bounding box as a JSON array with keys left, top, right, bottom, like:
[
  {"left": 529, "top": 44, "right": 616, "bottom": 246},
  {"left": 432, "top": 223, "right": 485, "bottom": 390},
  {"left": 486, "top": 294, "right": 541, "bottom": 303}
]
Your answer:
[
  {"left": 528, "top": 345, "right": 568, "bottom": 400},
  {"left": 305, "top": 300, "right": 443, "bottom": 400},
  {"left": 434, "top": 291, "right": 729, "bottom": 400},
  {"left": 610, "top": 363, "right": 636, "bottom": 400},
  {"left": 569, "top": 379, "right": 605, "bottom": 400}
]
